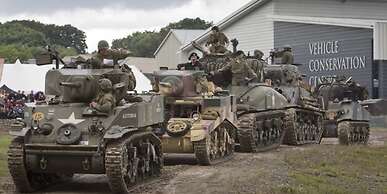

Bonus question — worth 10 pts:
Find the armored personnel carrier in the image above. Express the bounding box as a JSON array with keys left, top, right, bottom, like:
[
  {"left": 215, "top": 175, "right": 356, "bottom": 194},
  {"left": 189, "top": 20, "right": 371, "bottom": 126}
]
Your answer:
[
  {"left": 315, "top": 76, "right": 370, "bottom": 144},
  {"left": 190, "top": 42, "right": 290, "bottom": 153},
  {"left": 264, "top": 64, "right": 324, "bottom": 145},
  {"left": 7, "top": 51, "right": 164, "bottom": 193},
  {"left": 153, "top": 70, "right": 237, "bottom": 165}
]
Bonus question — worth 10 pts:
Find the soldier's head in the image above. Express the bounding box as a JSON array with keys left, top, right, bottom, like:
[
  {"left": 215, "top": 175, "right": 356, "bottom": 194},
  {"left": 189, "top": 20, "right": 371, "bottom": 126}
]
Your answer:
[
  {"left": 189, "top": 52, "right": 200, "bottom": 63},
  {"left": 254, "top": 50, "right": 264, "bottom": 59},
  {"left": 211, "top": 26, "right": 220, "bottom": 33},
  {"left": 98, "top": 40, "right": 109, "bottom": 53},
  {"left": 98, "top": 78, "right": 113, "bottom": 92},
  {"left": 233, "top": 50, "right": 246, "bottom": 60},
  {"left": 283, "top": 45, "right": 292, "bottom": 51}
]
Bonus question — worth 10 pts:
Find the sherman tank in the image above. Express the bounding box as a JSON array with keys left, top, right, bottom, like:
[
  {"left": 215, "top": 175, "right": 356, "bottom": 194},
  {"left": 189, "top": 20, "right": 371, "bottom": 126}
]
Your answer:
[
  {"left": 153, "top": 70, "right": 237, "bottom": 165},
  {"left": 189, "top": 42, "right": 290, "bottom": 153},
  {"left": 7, "top": 51, "right": 164, "bottom": 193},
  {"left": 264, "top": 64, "right": 324, "bottom": 145},
  {"left": 315, "top": 76, "right": 370, "bottom": 144}
]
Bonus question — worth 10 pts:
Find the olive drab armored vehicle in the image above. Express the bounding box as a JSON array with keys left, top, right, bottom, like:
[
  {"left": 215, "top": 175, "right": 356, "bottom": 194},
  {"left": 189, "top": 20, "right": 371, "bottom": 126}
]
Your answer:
[
  {"left": 315, "top": 76, "right": 370, "bottom": 144},
  {"left": 7, "top": 50, "right": 164, "bottom": 194},
  {"left": 154, "top": 70, "right": 237, "bottom": 165},
  {"left": 191, "top": 42, "right": 290, "bottom": 153},
  {"left": 264, "top": 64, "right": 324, "bottom": 145}
]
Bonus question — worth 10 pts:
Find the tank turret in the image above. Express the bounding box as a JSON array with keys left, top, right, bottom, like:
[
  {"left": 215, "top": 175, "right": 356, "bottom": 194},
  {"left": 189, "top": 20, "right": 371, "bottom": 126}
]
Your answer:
[
  {"left": 45, "top": 68, "right": 130, "bottom": 103},
  {"left": 154, "top": 70, "right": 206, "bottom": 97}
]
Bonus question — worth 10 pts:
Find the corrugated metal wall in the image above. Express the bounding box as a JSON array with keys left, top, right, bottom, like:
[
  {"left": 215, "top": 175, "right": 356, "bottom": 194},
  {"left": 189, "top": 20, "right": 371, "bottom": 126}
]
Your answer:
[
  {"left": 274, "top": 21, "right": 374, "bottom": 95},
  {"left": 374, "top": 22, "right": 387, "bottom": 60},
  {"left": 274, "top": 0, "right": 387, "bottom": 20}
]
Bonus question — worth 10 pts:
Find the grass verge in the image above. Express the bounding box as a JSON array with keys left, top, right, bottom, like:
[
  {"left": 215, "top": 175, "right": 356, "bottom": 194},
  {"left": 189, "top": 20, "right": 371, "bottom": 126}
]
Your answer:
[
  {"left": 0, "top": 133, "right": 11, "bottom": 177},
  {"left": 279, "top": 145, "right": 387, "bottom": 194}
]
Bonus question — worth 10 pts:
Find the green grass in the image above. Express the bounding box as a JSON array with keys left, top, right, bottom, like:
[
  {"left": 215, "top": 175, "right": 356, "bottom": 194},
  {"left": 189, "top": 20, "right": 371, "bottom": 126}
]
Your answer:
[
  {"left": 0, "top": 133, "right": 12, "bottom": 177},
  {"left": 279, "top": 145, "right": 387, "bottom": 194}
]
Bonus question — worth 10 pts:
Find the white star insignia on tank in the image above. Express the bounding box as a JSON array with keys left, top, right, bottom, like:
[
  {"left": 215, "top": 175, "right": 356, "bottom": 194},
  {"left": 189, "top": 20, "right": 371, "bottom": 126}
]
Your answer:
[{"left": 58, "top": 112, "right": 85, "bottom": 125}]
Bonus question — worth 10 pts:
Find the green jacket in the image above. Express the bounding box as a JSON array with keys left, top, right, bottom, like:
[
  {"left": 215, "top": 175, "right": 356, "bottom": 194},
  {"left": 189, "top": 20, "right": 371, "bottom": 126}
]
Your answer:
[
  {"left": 94, "top": 92, "right": 115, "bottom": 113},
  {"left": 220, "top": 59, "right": 257, "bottom": 86}
]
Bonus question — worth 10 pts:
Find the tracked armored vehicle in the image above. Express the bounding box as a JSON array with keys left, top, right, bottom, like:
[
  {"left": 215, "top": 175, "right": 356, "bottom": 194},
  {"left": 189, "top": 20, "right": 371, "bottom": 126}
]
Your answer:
[
  {"left": 264, "top": 64, "right": 324, "bottom": 145},
  {"left": 315, "top": 76, "right": 370, "bottom": 144},
  {"left": 190, "top": 42, "right": 290, "bottom": 153},
  {"left": 154, "top": 70, "right": 237, "bottom": 165},
  {"left": 8, "top": 52, "right": 164, "bottom": 193}
]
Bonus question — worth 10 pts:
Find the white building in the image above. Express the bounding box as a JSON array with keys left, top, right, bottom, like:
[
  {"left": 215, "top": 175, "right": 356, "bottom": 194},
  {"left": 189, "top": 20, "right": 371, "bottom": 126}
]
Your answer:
[
  {"left": 154, "top": 29, "right": 205, "bottom": 69},
  {"left": 180, "top": 0, "right": 387, "bottom": 98}
]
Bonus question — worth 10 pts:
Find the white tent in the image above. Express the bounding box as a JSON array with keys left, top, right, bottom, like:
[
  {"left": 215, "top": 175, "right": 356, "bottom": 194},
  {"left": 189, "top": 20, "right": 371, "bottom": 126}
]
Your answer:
[
  {"left": 0, "top": 63, "right": 152, "bottom": 93},
  {"left": 0, "top": 63, "right": 54, "bottom": 92}
]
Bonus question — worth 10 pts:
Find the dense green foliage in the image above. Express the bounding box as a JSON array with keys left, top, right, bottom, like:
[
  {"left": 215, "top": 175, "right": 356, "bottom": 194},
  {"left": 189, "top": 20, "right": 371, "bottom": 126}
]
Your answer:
[
  {"left": 112, "top": 18, "right": 212, "bottom": 57},
  {"left": 0, "top": 20, "right": 87, "bottom": 63}
]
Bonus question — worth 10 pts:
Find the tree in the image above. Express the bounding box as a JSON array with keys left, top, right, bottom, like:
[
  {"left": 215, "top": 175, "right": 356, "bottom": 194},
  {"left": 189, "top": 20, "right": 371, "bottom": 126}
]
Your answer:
[
  {"left": 112, "top": 17, "right": 212, "bottom": 57},
  {"left": 0, "top": 20, "right": 88, "bottom": 62}
]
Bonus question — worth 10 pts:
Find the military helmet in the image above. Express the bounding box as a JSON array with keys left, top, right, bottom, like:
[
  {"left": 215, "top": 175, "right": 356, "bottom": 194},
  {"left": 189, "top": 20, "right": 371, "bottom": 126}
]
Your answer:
[
  {"left": 283, "top": 45, "right": 292, "bottom": 49},
  {"left": 98, "top": 40, "right": 109, "bottom": 50},
  {"left": 254, "top": 50, "right": 264, "bottom": 57},
  {"left": 211, "top": 26, "right": 220, "bottom": 32},
  {"left": 99, "top": 78, "right": 113, "bottom": 91}
]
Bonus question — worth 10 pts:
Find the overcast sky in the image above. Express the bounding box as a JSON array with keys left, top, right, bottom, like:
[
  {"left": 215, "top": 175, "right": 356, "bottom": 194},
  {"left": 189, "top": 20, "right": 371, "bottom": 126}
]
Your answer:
[{"left": 0, "top": 0, "right": 251, "bottom": 52}]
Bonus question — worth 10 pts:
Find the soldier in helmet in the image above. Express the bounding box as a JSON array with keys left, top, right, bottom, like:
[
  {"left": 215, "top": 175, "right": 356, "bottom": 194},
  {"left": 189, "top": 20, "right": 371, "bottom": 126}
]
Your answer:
[
  {"left": 90, "top": 78, "right": 116, "bottom": 113},
  {"left": 247, "top": 49, "right": 267, "bottom": 82},
  {"left": 217, "top": 50, "right": 257, "bottom": 86},
  {"left": 205, "top": 26, "right": 230, "bottom": 54},
  {"left": 281, "top": 45, "right": 294, "bottom": 64},
  {"left": 89, "top": 40, "right": 131, "bottom": 69}
]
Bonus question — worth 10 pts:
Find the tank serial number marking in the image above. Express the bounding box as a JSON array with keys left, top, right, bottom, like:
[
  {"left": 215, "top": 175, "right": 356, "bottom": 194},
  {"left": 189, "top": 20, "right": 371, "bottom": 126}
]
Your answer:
[
  {"left": 123, "top": 113, "right": 137, "bottom": 119},
  {"left": 32, "top": 112, "right": 45, "bottom": 121}
]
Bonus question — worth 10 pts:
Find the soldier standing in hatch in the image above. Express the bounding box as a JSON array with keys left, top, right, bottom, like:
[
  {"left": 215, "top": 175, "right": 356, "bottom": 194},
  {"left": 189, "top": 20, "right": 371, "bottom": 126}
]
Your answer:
[
  {"left": 247, "top": 49, "right": 267, "bottom": 82},
  {"left": 217, "top": 51, "right": 257, "bottom": 86},
  {"left": 90, "top": 78, "right": 116, "bottom": 113},
  {"left": 281, "top": 45, "right": 294, "bottom": 64},
  {"left": 89, "top": 40, "right": 131, "bottom": 69},
  {"left": 206, "top": 26, "right": 230, "bottom": 54}
]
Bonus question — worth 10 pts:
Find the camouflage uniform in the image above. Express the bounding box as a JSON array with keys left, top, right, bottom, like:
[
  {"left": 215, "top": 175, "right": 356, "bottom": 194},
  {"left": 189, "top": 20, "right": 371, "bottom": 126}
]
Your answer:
[
  {"left": 92, "top": 79, "right": 116, "bottom": 113},
  {"left": 219, "top": 54, "right": 257, "bottom": 86},
  {"left": 206, "top": 27, "right": 230, "bottom": 54},
  {"left": 247, "top": 50, "right": 266, "bottom": 82},
  {"left": 281, "top": 46, "right": 294, "bottom": 64}
]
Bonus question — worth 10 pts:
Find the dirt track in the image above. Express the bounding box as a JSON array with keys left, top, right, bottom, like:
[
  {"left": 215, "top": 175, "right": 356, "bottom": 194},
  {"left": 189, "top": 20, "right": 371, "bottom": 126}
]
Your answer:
[{"left": 1, "top": 131, "right": 386, "bottom": 194}]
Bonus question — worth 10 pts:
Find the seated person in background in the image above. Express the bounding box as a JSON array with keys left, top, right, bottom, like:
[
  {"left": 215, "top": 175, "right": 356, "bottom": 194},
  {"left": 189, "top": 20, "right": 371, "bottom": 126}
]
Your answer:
[
  {"left": 90, "top": 79, "right": 116, "bottom": 113},
  {"left": 177, "top": 52, "right": 203, "bottom": 71}
]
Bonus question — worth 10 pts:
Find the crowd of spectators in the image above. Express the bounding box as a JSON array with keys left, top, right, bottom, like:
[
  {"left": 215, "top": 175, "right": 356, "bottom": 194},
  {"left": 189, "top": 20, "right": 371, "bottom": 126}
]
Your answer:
[{"left": 0, "top": 90, "right": 45, "bottom": 119}]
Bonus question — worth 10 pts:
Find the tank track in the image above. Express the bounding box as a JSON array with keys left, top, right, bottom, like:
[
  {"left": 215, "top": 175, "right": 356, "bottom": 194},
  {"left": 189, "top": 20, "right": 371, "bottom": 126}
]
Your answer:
[
  {"left": 283, "top": 108, "right": 324, "bottom": 145},
  {"left": 193, "top": 122, "right": 235, "bottom": 165},
  {"left": 8, "top": 137, "right": 71, "bottom": 193},
  {"left": 338, "top": 121, "right": 370, "bottom": 145},
  {"left": 237, "top": 110, "right": 287, "bottom": 152},
  {"left": 105, "top": 131, "right": 163, "bottom": 194}
]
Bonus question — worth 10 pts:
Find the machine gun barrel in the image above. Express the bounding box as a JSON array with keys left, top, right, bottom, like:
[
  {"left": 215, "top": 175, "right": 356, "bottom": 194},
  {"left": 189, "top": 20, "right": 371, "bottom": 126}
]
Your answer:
[{"left": 60, "top": 82, "right": 81, "bottom": 88}]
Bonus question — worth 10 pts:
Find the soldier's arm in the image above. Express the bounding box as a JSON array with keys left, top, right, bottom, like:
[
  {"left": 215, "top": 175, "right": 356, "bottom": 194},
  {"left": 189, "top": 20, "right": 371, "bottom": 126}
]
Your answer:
[
  {"left": 245, "top": 63, "right": 258, "bottom": 80},
  {"left": 94, "top": 98, "right": 114, "bottom": 113}
]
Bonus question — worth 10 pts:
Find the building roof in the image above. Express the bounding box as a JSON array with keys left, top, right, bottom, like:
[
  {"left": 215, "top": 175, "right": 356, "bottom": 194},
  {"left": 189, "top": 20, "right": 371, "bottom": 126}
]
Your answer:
[
  {"left": 154, "top": 29, "right": 205, "bottom": 56},
  {"left": 181, "top": 0, "right": 270, "bottom": 51}
]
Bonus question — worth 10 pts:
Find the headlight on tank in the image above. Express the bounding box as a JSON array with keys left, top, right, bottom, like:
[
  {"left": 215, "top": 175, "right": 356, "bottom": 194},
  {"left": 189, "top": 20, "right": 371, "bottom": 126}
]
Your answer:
[
  {"left": 39, "top": 123, "right": 54, "bottom": 135},
  {"left": 192, "top": 113, "right": 201, "bottom": 121}
]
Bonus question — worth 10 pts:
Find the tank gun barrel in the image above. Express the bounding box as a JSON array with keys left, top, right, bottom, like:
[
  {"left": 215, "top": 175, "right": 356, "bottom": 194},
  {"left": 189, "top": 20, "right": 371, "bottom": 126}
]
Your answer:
[{"left": 60, "top": 82, "right": 81, "bottom": 88}]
